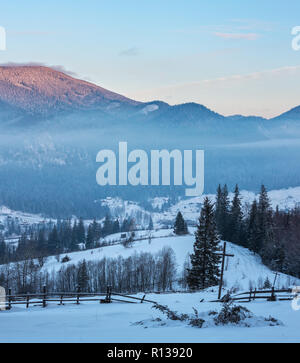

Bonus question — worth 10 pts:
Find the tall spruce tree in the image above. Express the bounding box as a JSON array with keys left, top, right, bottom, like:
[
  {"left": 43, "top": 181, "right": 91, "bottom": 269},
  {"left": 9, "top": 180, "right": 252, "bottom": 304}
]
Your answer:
[
  {"left": 48, "top": 225, "right": 60, "bottom": 254},
  {"left": 229, "top": 184, "right": 245, "bottom": 245},
  {"left": 102, "top": 214, "right": 113, "bottom": 236},
  {"left": 148, "top": 216, "right": 154, "bottom": 231},
  {"left": 113, "top": 219, "right": 120, "bottom": 234},
  {"left": 174, "top": 212, "right": 188, "bottom": 235},
  {"left": 257, "top": 185, "right": 274, "bottom": 262},
  {"left": 247, "top": 199, "right": 261, "bottom": 253},
  {"left": 187, "top": 198, "right": 221, "bottom": 290},
  {"left": 77, "top": 259, "right": 89, "bottom": 292},
  {"left": 215, "top": 184, "right": 230, "bottom": 240},
  {"left": 77, "top": 218, "right": 86, "bottom": 245},
  {"left": 71, "top": 220, "right": 78, "bottom": 251},
  {"left": 86, "top": 224, "right": 94, "bottom": 249}
]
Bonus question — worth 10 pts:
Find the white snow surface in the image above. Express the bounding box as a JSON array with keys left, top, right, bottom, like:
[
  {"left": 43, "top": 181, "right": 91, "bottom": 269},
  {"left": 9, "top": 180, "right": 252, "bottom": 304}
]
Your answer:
[{"left": 0, "top": 290, "right": 299, "bottom": 342}]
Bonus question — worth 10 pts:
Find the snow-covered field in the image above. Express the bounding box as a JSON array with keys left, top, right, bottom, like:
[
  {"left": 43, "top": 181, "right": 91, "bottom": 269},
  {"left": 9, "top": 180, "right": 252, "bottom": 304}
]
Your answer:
[
  {"left": 1, "top": 232, "right": 300, "bottom": 342},
  {"left": 0, "top": 291, "right": 299, "bottom": 343}
]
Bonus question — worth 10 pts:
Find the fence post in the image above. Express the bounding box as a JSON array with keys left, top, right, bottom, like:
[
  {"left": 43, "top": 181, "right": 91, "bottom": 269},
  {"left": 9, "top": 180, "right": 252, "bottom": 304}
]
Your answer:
[
  {"left": 60, "top": 294, "right": 63, "bottom": 305},
  {"left": 26, "top": 293, "right": 30, "bottom": 309},
  {"left": 141, "top": 294, "right": 146, "bottom": 303},
  {"left": 106, "top": 286, "right": 111, "bottom": 303},
  {"left": 7, "top": 288, "right": 12, "bottom": 310},
  {"left": 76, "top": 286, "right": 80, "bottom": 305},
  {"left": 42, "top": 285, "right": 47, "bottom": 308},
  {"left": 270, "top": 287, "right": 277, "bottom": 301}
]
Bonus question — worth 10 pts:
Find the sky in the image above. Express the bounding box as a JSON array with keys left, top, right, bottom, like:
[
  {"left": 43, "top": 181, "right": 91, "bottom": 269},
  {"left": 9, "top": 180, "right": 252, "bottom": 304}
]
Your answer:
[{"left": 0, "top": 0, "right": 300, "bottom": 118}]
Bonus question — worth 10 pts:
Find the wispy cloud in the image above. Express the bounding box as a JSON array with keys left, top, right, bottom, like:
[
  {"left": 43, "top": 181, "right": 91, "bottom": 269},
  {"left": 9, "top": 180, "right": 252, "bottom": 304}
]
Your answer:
[
  {"left": 214, "top": 32, "right": 260, "bottom": 40},
  {"left": 0, "top": 62, "right": 78, "bottom": 76},
  {"left": 133, "top": 65, "right": 300, "bottom": 97},
  {"left": 202, "top": 65, "right": 300, "bottom": 84},
  {"left": 119, "top": 47, "right": 140, "bottom": 57}
]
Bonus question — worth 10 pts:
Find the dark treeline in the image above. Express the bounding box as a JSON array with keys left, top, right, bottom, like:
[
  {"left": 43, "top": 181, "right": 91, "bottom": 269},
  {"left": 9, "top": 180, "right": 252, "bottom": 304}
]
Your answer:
[
  {"left": 215, "top": 184, "right": 300, "bottom": 278},
  {"left": 0, "top": 248, "right": 177, "bottom": 295},
  {"left": 0, "top": 215, "right": 137, "bottom": 265}
]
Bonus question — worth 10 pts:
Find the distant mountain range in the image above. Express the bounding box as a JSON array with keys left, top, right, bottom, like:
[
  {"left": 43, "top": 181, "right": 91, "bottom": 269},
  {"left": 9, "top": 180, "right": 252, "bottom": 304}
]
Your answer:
[
  {"left": 0, "top": 65, "right": 299, "bottom": 123},
  {"left": 0, "top": 65, "right": 299, "bottom": 218}
]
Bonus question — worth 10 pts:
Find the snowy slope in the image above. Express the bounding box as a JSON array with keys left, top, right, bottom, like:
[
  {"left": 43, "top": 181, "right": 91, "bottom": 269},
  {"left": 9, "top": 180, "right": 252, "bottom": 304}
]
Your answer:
[
  {"left": 0, "top": 206, "right": 48, "bottom": 225},
  {"left": 42, "top": 231, "right": 300, "bottom": 291},
  {"left": 2, "top": 228, "right": 300, "bottom": 343}
]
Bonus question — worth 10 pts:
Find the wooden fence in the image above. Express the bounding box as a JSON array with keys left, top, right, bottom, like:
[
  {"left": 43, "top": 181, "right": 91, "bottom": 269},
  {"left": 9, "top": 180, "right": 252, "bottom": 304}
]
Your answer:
[
  {"left": 2, "top": 286, "right": 157, "bottom": 310},
  {"left": 211, "top": 287, "right": 297, "bottom": 303}
]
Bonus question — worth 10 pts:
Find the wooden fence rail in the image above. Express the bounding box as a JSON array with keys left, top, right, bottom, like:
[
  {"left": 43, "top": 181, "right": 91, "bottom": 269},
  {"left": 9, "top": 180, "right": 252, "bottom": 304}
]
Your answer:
[
  {"left": 2, "top": 287, "right": 157, "bottom": 310},
  {"left": 211, "top": 287, "right": 297, "bottom": 303}
]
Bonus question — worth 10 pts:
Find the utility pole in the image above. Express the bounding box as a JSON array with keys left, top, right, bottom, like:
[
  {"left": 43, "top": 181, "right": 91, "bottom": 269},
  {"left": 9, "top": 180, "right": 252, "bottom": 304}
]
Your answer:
[
  {"left": 272, "top": 272, "right": 279, "bottom": 289},
  {"left": 216, "top": 242, "right": 234, "bottom": 300}
]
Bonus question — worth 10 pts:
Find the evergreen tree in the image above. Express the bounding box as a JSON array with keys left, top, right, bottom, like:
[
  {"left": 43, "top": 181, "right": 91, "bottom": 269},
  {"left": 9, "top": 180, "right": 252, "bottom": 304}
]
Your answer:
[
  {"left": 61, "top": 219, "right": 72, "bottom": 251},
  {"left": 229, "top": 184, "right": 245, "bottom": 245},
  {"left": 86, "top": 224, "right": 94, "bottom": 249},
  {"left": 174, "top": 212, "right": 188, "bottom": 235},
  {"left": 247, "top": 199, "right": 261, "bottom": 253},
  {"left": 215, "top": 184, "right": 230, "bottom": 240},
  {"left": 48, "top": 225, "right": 60, "bottom": 254},
  {"left": 263, "top": 276, "right": 272, "bottom": 289},
  {"left": 187, "top": 198, "right": 221, "bottom": 290},
  {"left": 121, "top": 218, "right": 129, "bottom": 232},
  {"left": 91, "top": 218, "right": 101, "bottom": 240},
  {"left": 102, "top": 214, "right": 113, "bottom": 236},
  {"left": 37, "top": 228, "right": 47, "bottom": 253},
  {"left": 148, "top": 216, "right": 154, "bottom": 231},
  {"left": 0, "top": 235, "right": 7, "bottom": 264},
  {"left": 258, "top": 185, "right": 273, "bottom": 242},
  {"left": 71, "top": 220, "right": 78, "bottom": 251},
  {"left": 77, "top": 217, "right": 86, "bottom": 245},
  {"left": 77, "top": 259, "right": 89, "bottom": 292},
  {"left": 113, "top": 219, "right": 120, "bottom": 234}
]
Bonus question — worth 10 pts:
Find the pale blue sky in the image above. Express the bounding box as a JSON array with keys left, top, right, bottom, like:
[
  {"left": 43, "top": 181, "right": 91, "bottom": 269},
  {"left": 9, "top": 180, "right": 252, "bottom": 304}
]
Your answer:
[{"left": 1, "top": 0, "right": 300, "bottom": 117}]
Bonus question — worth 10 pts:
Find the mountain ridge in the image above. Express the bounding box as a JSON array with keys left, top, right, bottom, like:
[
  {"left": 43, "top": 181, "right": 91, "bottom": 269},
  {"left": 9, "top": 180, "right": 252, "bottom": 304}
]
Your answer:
[
  {"left": 0, "top": 65, "right": 140, "bottom": 116},
  {"left": 0, "top": 65, "right": 298, "bottom": 122}
]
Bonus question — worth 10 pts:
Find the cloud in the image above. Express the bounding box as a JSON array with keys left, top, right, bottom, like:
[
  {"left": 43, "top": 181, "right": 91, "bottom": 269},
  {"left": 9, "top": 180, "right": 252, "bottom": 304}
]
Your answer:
[
  {"left": 0, "top": 62, "right": 78, "bottom": 76},
  {"left": 202, "top": 65, "right": 300, "bottom": 84},
  {"left": 132, "top": 65, "right": 300, "bottom": 101},
  {"left": 214, "top": 32, "right": 260, "bottom": 40},
  {"left": 119, "top": 47, "right": 140, "bottom": 56}
]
